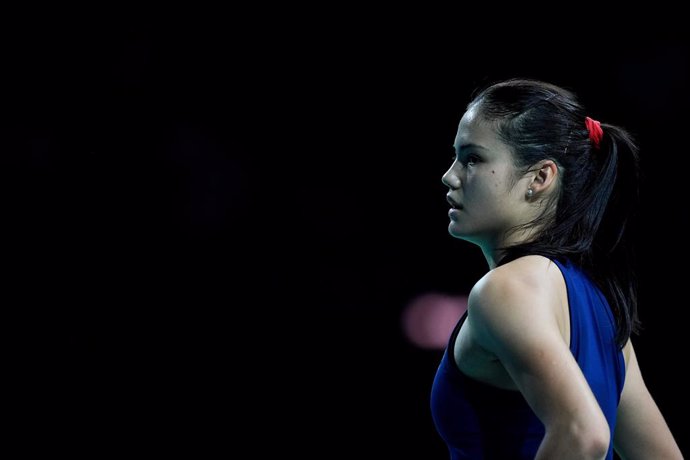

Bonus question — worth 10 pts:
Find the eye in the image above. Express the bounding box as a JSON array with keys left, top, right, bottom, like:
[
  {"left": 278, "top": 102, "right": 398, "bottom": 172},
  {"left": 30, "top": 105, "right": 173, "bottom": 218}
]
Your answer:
[{"left": 464, "top": 154, "right": 480, "bottom": 167}]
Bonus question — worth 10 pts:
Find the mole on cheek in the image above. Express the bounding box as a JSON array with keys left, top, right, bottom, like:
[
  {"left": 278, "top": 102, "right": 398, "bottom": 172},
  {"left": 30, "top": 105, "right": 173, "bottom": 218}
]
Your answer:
[{"left": 491, "top": 170, "right": 495, "bottom": 174}]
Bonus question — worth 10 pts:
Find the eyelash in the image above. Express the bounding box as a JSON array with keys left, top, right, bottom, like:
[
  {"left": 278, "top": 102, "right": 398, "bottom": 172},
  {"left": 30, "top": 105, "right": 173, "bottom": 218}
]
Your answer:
[{"left": 453, "top": 154, "right": 480, "bottom": 167}]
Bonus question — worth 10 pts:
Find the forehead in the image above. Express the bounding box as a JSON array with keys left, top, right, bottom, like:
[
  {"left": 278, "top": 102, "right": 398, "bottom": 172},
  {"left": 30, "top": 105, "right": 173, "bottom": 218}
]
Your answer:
[{"left": 453, "top": 106, "right": 500, "bottom": 150}]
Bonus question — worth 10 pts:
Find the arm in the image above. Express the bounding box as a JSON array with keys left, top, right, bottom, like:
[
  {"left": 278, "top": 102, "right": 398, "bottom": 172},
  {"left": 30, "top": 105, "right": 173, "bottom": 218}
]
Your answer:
[
  {"left": 469, "top": 266, "right": 610, "bottom": 459},
  {"left": 613, "top": 341, "right": 683, "bottom": 459}
]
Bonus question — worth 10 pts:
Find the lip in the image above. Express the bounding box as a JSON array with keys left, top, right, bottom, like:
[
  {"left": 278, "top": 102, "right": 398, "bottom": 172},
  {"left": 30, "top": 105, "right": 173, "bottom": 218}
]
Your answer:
[{"left": 446, "top": 195, "right": 462, "bottom": 209}]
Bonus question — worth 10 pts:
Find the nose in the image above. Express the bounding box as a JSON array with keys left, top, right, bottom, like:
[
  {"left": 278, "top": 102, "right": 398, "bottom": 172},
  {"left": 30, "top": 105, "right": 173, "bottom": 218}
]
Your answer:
[{"left": 442, "top": 164, "right": 461, "bottom": 189}]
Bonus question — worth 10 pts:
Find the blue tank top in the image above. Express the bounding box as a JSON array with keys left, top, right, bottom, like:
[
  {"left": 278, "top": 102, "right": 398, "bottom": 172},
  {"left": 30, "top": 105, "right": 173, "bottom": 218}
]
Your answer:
[{"left": 430, "top": 259, "right": 626, "bottom": 459}]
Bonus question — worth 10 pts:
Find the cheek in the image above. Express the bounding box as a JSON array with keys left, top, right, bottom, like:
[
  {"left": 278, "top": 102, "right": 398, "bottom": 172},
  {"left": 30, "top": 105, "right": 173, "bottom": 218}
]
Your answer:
[
  {"left": 482, "top": 174, "right": 506, "bottom": 193},
  {"left": 491, "top": 170, "right": 513, "bottom": 193}
]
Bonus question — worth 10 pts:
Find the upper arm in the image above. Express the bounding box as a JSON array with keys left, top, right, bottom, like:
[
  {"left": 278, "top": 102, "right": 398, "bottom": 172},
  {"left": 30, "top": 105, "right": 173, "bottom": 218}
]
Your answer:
[
  {"left": 613, "top": 341, "right": 683, "bottom": 459},
  {"left": 469, "top": 268, "right": 610, "bottom": 449}
]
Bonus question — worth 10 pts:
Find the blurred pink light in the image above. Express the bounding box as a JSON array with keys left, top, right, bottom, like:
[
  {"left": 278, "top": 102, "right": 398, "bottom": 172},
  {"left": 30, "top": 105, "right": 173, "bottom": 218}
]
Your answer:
[{"left": 401, "top": 292, "right": 468, "bottom": 350}]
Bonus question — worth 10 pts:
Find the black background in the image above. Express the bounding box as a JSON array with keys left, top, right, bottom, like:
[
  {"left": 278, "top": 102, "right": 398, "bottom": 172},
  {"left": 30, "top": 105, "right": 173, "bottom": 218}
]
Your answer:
[{"left": 8, "top": 15, "right": 688, "bottom": 458}]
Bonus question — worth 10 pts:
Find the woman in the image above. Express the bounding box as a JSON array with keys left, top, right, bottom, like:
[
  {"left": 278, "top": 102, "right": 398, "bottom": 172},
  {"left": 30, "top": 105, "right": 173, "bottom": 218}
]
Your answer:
[{"left": 430, "top": 78, "right": 683, "bottom": 459}]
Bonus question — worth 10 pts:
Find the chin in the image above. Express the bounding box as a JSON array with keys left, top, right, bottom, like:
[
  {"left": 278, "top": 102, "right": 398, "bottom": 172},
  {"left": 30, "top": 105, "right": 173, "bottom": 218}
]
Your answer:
[
  {"left": 448, "top": 224, "right": 479, "bottom": 244},
  {"left": 448, "top": 225, "right": 466, "bottom": 239}
]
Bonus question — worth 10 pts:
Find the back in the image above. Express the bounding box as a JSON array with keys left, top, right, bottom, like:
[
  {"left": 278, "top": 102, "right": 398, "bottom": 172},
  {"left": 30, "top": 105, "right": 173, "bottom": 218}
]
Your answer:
[{"left": 553, "top": 258, "right": 626, "bottom": 445}]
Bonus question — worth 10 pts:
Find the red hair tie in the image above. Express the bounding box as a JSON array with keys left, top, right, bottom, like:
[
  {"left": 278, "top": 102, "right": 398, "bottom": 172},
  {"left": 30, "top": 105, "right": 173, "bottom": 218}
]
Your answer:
[{"left": 585, "top": 116, "right": 603, "bottom": 149}]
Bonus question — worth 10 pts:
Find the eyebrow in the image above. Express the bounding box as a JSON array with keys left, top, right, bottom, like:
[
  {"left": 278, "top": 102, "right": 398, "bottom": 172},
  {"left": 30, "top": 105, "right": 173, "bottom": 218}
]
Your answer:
[{"left": 453, "top": 143, "right": 488, "bottom": 153}]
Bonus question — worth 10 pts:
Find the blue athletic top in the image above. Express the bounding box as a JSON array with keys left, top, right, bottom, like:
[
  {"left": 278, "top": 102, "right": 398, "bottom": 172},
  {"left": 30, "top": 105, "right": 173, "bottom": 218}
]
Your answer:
[{"left": 430, "top": 258, "right": 626, "bottom": 459}]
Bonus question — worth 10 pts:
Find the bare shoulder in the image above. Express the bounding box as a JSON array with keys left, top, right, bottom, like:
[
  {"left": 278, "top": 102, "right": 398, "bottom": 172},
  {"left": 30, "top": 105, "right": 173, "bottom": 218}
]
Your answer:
[
  {"left": 466, "top": 255, "right": 568, "bottom": 355},
  {"left": 470, "top": 255, "right": 563, "bottom": 318}
]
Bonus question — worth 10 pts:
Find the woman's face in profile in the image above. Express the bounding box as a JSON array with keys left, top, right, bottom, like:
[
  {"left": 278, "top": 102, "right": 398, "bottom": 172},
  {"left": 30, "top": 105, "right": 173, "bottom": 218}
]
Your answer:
[{"left": 443, "top": 107, "right": 529, "bottom": 246}]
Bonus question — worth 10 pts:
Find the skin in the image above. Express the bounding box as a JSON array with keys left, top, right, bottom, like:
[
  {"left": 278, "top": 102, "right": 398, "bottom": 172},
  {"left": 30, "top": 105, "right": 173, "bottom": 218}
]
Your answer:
[
  {"left": 443, "top": 106, "right": 549, "bottom": 268},
  {"left": 614, "top": 344, "right": 684, "bottom": 459},
  {"left": 441, "top": 107, "right": 683, "bottom": 459}
]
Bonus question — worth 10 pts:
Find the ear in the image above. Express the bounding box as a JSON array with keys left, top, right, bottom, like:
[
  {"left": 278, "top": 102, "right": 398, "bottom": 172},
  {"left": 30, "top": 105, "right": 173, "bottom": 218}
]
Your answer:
[{"left": 529, "top": 160, "right": 558, "bottom": 194}]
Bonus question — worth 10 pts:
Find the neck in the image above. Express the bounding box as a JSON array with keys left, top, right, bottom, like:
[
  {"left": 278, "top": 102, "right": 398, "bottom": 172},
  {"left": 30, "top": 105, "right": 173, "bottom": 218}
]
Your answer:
[{"left": 480, "top": 225, "right": 542, "bottom": 270}]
